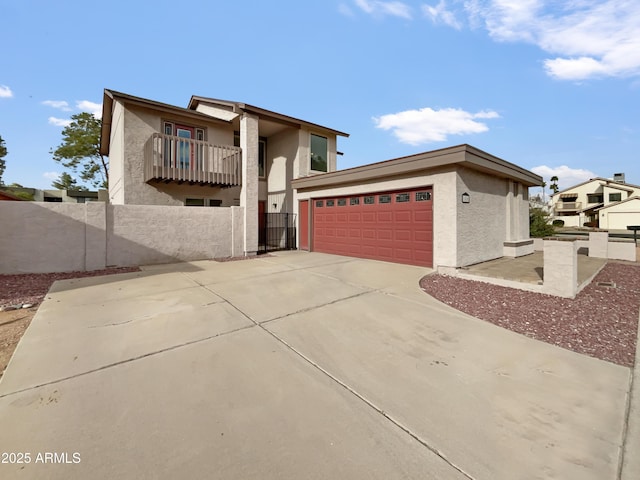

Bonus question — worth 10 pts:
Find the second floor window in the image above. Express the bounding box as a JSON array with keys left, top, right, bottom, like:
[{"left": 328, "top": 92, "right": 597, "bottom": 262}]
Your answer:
[
  {"left": 609, "top": 193, "right": 622, "bottom": 202},
  {"left": 310, "top": 134, "right": 328, "bottom": 172},
  {"left": 587, "top": 194, "right": 604, "bottom": 204}
]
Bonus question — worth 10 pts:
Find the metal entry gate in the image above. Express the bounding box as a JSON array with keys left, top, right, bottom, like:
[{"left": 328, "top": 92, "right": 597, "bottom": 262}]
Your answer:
[{"left": 260, "top": 212, "right": 297, "bottom": 252}]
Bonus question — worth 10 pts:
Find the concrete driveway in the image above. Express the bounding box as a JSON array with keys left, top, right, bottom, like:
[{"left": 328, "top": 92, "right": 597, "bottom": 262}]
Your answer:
[{"left": 0, "top": 252, "right": 631, "bottom": 479}]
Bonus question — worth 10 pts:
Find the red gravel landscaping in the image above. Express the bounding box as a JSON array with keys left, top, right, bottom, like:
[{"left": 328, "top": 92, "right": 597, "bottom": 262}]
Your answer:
[
  {"left": 420, "top": 262, "right": 640, "bottom": 367},
  {"left": 0, "top": 267, "right": 141, "bottom": 309}
]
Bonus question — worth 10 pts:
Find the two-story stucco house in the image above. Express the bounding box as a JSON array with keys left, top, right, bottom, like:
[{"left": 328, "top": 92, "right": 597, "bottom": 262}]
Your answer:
[
  {"left": 100, "top": 89, "right": 542, "bottom": 270},
  {"left": 551, "top": 175, "right": 640, "bottom": 228},
  {"left": 100, "top": 89, "right": 348, "bottom": 256}
]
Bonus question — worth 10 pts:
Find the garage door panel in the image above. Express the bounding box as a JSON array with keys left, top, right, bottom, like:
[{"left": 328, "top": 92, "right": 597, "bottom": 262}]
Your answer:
[
  {"left": 312, "top": 187, "right": 433, "bottom": 267},
  {"left": 377, "top": 229, "right": 393, "bottom": 240},
  {"left": 377, "top": 212, "right": 393, "bottom": 222},
  {"left": 394, "top": 211, "right": 412, "bottom": 222},
  {"left": 395, "top": 230, "right": 412, "bottom": 241},
  {"left": 414, "top": 210, "right": 432, "bottom": 222}
]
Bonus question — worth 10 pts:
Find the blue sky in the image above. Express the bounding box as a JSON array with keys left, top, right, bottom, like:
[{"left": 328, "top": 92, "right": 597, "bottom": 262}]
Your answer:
[{"left": 1, "top": 0, "right": 639, "bottom": 195}]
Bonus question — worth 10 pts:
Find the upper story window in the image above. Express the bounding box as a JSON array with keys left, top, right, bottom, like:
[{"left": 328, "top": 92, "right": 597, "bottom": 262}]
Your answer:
[
  {"left": 609, "top": 193, "right": 622, "bottom": 202},
  {"left": 163, "top": 122, "right": 205, "bottom": 169},
  {"left": 310, "top": 134, "right": 328, "bottom": 172},
  {"left": 587, "top": 194, "right": 604, "bottom": 204}
]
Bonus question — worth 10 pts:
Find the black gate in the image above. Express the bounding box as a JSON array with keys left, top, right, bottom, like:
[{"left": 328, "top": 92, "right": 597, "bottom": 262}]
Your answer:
[{"left": 260, "top": 212, "right": 297, "bottom": 252}]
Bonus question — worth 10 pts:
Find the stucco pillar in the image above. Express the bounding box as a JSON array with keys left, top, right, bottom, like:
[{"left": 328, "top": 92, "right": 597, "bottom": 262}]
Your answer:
[
  {"left": 505, "top": 180, "right": 516, "bottom": 242},
  {"left": 588, "top": 231, "right": 608, "bottom": 259},
  {"left": 240, "top": 113, "right": 259, "bottom": 256},
  {"left": 543, "top": 239, "right": 578, "bottom": 298}
]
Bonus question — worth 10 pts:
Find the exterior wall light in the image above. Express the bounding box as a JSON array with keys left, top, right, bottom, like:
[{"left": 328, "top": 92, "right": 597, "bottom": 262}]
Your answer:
[{"left": 461, "top": 192, "right": 470, "bottom": 204}]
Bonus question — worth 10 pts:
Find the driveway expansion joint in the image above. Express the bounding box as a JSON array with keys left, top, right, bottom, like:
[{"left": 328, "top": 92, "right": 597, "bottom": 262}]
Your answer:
[
  {"left": 0, "top": 323, "right": 256, "bottom": 400},
  {"left": 259, "top": 290, "right": 374, "bottom": 325},
  {"left": 259, "top": 324, "right": 477, "bottom": 480}
]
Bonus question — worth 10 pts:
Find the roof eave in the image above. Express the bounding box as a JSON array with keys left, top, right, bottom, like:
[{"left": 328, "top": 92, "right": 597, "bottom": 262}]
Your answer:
[{"left": 292, "top": 144, "right": 541, "bottom": 191}]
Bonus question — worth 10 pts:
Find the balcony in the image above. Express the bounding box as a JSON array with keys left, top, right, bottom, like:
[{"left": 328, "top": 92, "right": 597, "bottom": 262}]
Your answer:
[
  {"left": 554, "top": 201, "right": 582, "bottom": 213},
  {"left": 144, "top": 133, "right": 242, "bottom": 186}
]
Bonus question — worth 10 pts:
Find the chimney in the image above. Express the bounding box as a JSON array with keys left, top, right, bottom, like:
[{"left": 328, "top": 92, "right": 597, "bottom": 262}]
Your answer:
[{"left": 613, "top": 173, "right": 625, "bottom": 183}]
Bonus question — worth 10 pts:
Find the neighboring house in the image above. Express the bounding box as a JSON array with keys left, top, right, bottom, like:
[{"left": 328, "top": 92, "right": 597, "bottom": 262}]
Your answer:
[
  {"left": 101, "top": 89, "right": 541, "bottom": 269},
  {"left": 0, "top": 187, "right": 102, "bottom": 203},
  {"left": 551, "top": 175, "right": 640, "bottom": 228}
]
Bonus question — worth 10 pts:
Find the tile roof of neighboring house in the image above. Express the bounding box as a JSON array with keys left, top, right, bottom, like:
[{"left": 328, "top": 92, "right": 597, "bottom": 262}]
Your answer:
[
  {"left": 595, "top": 195, "right": 640, "bottom": 211},
  {"left": 552, "top": 177, "right": 640, "bottom": 197}
]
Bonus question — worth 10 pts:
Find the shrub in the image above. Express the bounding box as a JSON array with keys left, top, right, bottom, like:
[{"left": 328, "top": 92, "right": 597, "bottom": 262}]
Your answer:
[{"left": 530, "top": 207, "right": 555, "bottom": 238}]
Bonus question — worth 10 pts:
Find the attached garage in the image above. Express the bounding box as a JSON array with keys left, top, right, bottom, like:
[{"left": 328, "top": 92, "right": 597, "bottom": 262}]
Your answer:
[
  {"left": 293, "top": 144, "right": 542, "bottom": 272},
  {"left": 597, "top": 196, "right": 640, "bottom": 230},
  {"left": 311, "top": 187, "right": 433, "bottom": 267}
]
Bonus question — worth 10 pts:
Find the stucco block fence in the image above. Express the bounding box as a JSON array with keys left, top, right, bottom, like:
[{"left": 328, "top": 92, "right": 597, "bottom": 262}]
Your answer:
[
  {"left": 533, "top": 233, "right": 636, "bottom": 262},
  {"left": 0, "top": 202, "right": 245, "bottom": 274},
  {"left": 536, "top": 233, "right": 636, "bottom": 298}
]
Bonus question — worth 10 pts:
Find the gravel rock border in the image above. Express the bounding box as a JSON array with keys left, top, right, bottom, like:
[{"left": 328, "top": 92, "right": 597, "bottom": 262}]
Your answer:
[
  {"left": 0, "top": 267, "right": 141, "bottom": 309},
  {"left": 420, "top": 262, "right": 640, "bottom": 367}
]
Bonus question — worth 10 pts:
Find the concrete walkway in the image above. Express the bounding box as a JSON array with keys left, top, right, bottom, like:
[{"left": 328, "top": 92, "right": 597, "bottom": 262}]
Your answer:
[
  {"left": 460, "top": 250, "right": 607, "bottom": 285},
  {"left": 0, "top": 252, "right": 632, "bottom": 479}
]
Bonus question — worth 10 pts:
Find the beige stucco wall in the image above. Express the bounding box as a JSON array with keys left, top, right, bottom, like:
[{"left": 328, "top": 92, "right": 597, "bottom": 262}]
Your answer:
[
  {"left": 0, "top": 202, "right": 244, "bottom": 274},
  {"left": 107, "top": 205, "right": 242, "bottom": 266},
  {"left": 108, "top": 100, "right": 126, "bottom": 204},
  {"left": 111, "top": 103, "right": 237, "bottom": 206},
  {"left": 456, "top": 167, "right": 510, "bottom": 266},
  {"left": 0, "top": 203, "right": 92, "bottom": 273},
  {"left": 267, "top": 128, "right": 298, "bottom": 213}
]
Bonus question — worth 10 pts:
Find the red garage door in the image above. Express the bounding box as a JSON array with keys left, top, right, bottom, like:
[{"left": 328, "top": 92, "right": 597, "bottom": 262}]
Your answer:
[{"left": 312, "top": 187, "right": 433, "bottom": 267}]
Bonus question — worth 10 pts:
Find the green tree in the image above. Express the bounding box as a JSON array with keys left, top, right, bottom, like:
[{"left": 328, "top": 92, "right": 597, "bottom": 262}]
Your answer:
[
  {"left": 0, "top": 135, "right": 7, "bottom": 186},
  {"left": 51, "top": 112, "right": 108, "bottom": 188},
  {"left": 530, "top": 207, "right": 555, "bottom": 238},
  {"left": 550, "top": 175, "right": 559, "bottom": 194},
  {"left": 51, "top": 172, "right": 86, "bottom": 191}
]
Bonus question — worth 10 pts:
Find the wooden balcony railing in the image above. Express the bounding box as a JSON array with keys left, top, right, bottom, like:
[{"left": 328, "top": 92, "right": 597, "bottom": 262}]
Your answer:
[
  {"left": 144, "top": 133, "right": 242, "bottom": 186},
  {"left": 554, "top": 201, "right": 582, "bottom": 213}
]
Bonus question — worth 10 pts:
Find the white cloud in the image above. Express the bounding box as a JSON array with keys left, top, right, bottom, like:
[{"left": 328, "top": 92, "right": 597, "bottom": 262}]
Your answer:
[
  {"left": 0, "top": 85, "right": 13, "bottom": 98},
  {"left": 42, "top": 171, "right": 60, "bottom": 181},
  {"left": 422, "top": 1, "right": 462, "bottom": 29},
  {"left": 462, "top": 0, "right": 640, "bottom": 80},
  {"left": 42, "top": 100, "right": 72, "bottom": 111},
  {"left": 76, "top": 100, "right": 102, "bottom": 118},
  {"left": 48, "top": 117, "right": 72, "bottom": 127},
  {"left": 530, "top": 165, "right": 596, "bottom": 191},
  {"left": 374, "top": 107, "right": 500, "bottom": 145},
  {"left": 354, "top": 0, "right": 412, "bottom": 19}
]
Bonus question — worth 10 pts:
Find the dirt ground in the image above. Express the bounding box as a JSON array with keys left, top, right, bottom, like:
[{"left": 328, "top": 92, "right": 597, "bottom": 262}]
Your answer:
[
  {"left": 0, "top": 307, "right": 37, "bottom": 379},
  {"left": 0, "top": 266, "right": 141, "bottom": 380}
]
